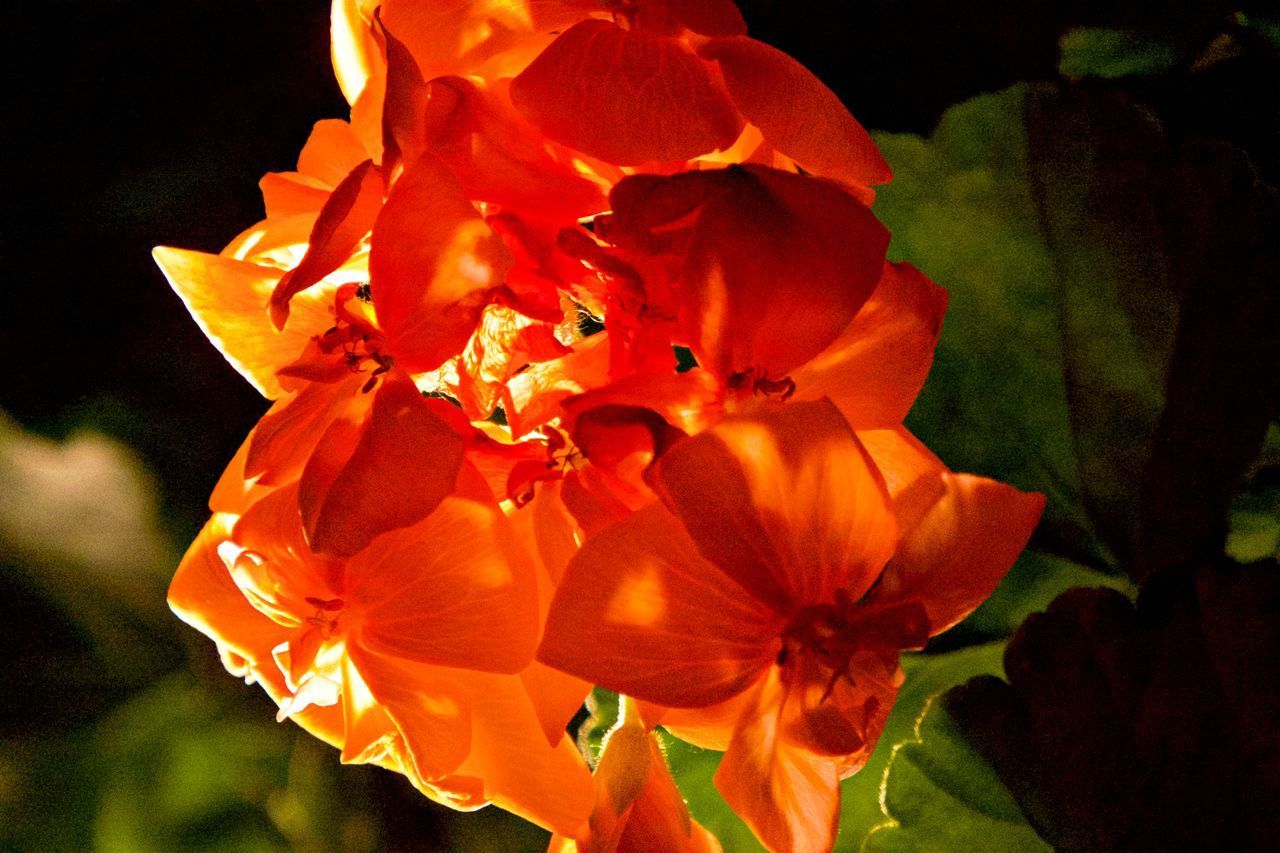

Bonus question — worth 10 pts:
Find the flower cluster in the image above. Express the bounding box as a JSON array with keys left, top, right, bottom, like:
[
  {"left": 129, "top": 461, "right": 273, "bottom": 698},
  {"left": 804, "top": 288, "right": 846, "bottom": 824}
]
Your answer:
[{"left": 156, "top": 2, "right": 1044, "bottom": 850}]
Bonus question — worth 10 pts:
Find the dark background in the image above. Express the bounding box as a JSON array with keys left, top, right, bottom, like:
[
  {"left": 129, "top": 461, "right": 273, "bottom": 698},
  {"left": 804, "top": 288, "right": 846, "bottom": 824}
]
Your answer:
[{"left": 2, "top": 1, "right": 1275, "bottom": 850}]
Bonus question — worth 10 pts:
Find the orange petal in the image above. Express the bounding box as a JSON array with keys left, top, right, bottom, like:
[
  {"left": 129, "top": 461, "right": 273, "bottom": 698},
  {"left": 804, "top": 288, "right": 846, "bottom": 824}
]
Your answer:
[
  {"left": 510, "top": 20, "right": 743, "bottom": 166},
  {"left": 347, "top": 643, "right": 474, "bottom": 779},
  {"left": 152, "top": 247, "right": 337, "bottom": 399},
  {"left": 260, "top": 173, "right": 333, "bottom": 219},
  {"left": 855, "top": 425, "right": 949, "bottom": 535},
  {"left": 246, "top": 375, "right": 366, "bottom": 486},
  {"left": 269, "top": 159, "right": 384, "bottom": 329},
  {"left": 539, "top": 503, "right": 780, "bottom": 708},
  {"left": 348, "top": 492, "right": 539, "bottom": 674},
  {"left": 426, "top": 77, "right": 610, "bottom": 220},
  {"left": 792, "top": 262, "right": 947, "bottom": 429},
  {"left": 297, "top": 118, "right": 371, "bottom": 186},
  {"left": 701, "top": 36, "right": 891, "bottom": 188},
  {"left": 504, "top": 333, "right": 613, "bottom": 439},
  {"left": 454, "top": 303, "right": 570, "bottom": 420},
  {"left": 331, "top": 0, "right": 381, "bottom": 105},
  {"left": 653, "top": 399, "right": 898, "bottom": 610},
  {"left": 868, "top": 473, "right": 1046, "bottom": 634},
  {"left": 369, "top": 154, "right": 513, "bottom": 372},
  {"left": 168, "top": 513, "right": 289, "bottom": 664},
  {"left": 378, "top": 0, "right": 581, "bottom": 84},
  {"left": 298, "top": 372, "right": 465, "bottom": 557},
  {"left": 714, "top": 669, "right": 841, "bottom": 853},
  {"left": 451, "top": 670, "right": 596, "bottom": 836}
]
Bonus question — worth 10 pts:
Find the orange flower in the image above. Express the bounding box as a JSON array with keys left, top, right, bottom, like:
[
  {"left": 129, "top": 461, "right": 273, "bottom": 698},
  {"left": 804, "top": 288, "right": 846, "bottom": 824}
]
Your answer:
[
  {"left": 550, "top": 698, "right": 721, "bottom": 853},
  {"left": 537, "top": 400, "right": 1044, "bottom": 852},
  {"left": 169, "top": 476, "right": 594, "bottom": 834}
]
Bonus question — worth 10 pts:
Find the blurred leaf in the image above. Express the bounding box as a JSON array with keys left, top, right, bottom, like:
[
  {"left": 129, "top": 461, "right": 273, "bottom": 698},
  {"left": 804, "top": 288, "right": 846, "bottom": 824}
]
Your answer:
[
  {"left": 947, "top": 566, "right": 1280, "bottom": 850},
  {"left": 877, "top": 84, "right": 1280, "bottom": 581},
  {"left": 576, "top": 687, "right": 621, "bottom": 766},
  {"left": 1059, "top": 27, "right": 1179, "bottom": 78},
  {"left": 655, "top": 644, "right": 1009, "bottom": 851},
  {"left": 875, "top": 85, "right": 1100, "bottom": 567},
  {"left": 1227, "top": 423, "right": 1280, "bottom": 562},
  {"left": 863, "top": 690, "right": 1049, "bottom": 852},
  {"left": 957, "top": 550, "right": 1135, "bottom": 641}
]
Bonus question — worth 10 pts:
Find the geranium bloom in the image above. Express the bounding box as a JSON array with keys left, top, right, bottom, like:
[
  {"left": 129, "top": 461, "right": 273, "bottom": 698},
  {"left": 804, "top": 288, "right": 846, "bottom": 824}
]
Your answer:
[
  {"left": 169, "top": 476, "right": 594, "bottom": 834},
  {"left": 549, "top": 698, "right": 720, "bottom": 853},
  {"left": 538, "top": 400, "right": 1044, "bottom": 852}
]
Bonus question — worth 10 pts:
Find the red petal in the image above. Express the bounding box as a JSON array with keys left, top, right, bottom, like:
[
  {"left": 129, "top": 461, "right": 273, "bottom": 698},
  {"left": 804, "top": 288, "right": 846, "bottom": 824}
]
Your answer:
[
  {"left": 348, "top": 491, "right": 539, "bottom": 674},
  {"left": 538, "top": 503, "right": 780, "bottom": 708},
  {"left": 652, "top": 399, "right": 898, "bottom": 610},
  {"left": 510, "top": 20, "right": 743, "bottom": 166},
  {"left": 268, "top": 159, "right": 384, "bottom": 329},
  {"left": 246, "top": 376, "right": 366, "bottom": 486},
  {"left": 662, "top": 0, "right": 746, "bottom": 37},
  {"left": 505, "top": 332, "right": 612, "bottom": 438},
  {"left": 792, "top": 262, "right": 948, "bottom": 429},
  {"left": 604, "top": 166, "right": 888, "bottom": 379},
  {"left": 701, "top": 36, "right": 891, "bottom": 187},
  {"left": 369, "top": 155, "right": 513, "bottom": 372},
  {"left": 868, "top": 473, "right": 1046, "bottom": 634},
  {"left": 714, "top": 669, "right": 842, "bottom": 853},
  {"left": 300, "top": 372, "right": 465, "bottom": 557}
]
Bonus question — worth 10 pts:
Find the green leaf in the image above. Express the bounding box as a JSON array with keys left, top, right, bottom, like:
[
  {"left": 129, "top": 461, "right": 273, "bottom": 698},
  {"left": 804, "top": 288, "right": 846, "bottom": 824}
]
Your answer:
[
  {"left": 576, "top": 687, "right": 621, "bottom": 766},
  {"left": 655, "top": 644, "right": 1009, "bottom": 851},
  {"left": 1227, "top": 423, "right": 1280, "bottom": 562},
  {"left": 863, "top": 690, "right": 1049, "bottom": 852},
  {"left": 957, "top": 549, "right": 1135, "bottom": 641},
  {"left": 876, "top": 84, "right": 1280, "bottom": 581},
  {"left": 875, "top": 85, "right": 1101, "bottom": 567},
  {"left": 1059, "top": 27, "right": 1179, "bottom": 79}
]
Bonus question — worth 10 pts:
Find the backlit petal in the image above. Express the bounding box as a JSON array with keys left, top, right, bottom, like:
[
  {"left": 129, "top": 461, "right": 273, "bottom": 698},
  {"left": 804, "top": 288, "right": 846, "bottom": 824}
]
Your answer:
[
  {"left": 653, "top": 399, "right": 898, "bottom": 609},
  {"left": 868, "top": 473, "right": 1046, "bottom": 634},
  {"left": 792, "top": 262, "right": 947, "bottom": 429},
  {"left": 714, "top": 668, "right": 841, "bottom": 853},
  {"left": 152, "top": 248, "right": 336, "bottom": 399},
  {"left": 348, "top": 643, "right": 474, "bottom": 779},
  {"left": 268, "top": 159, "right": 384, "bottom": 329},
  {"left": 510, "top": 20, "right": 742, "bottom": 166},
  {"left": 701, "top": 36, "right": 891, "bottom": 188},
  {"left": 348, "top": 491, "right": 539, "bottom": 674},
  {"left": 299, "top": 372, "right": 465, "bottom": 557},
  {"left": 369, "top": 154, "right": 513, "bottom": 372},
  {"left": 539, "top": 503, "right": 780, "bottom": 708}
]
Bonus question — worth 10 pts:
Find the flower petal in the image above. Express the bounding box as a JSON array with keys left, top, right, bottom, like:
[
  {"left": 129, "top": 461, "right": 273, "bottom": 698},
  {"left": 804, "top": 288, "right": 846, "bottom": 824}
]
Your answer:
[
  {"left": 451, "top": 670, "right": 596, "bottom": 836},
  {"left": 369, "top": 154, "right": 513, "bottom": 372},
  {"left": 269, "top": 159, "right": 384, "bottom": 329},
  {"left": 510, "top": 20, "right": 743, "bottom": 166},
  {"left": 701, "top": 36, "right": 891, "bottom": 188},
  {"left": 792, "top": 261, "right": 947, "bottom": 429},
  {"left": 652, "top": 399, "right": 898, "bottom": 611},
  {"left": 714, "top": 668, "right": 842, "bottom": 853},
  {"left": 348, "top": 491, "right": 539, "bottom": 674},
  {"left": 347, "top": 642, "right": 474, "bottom": 779},
  {"left": 539, "top": 503, "right": 780, "bottom": 708},
  {"left": 152, "top": 248, "right": 336, "bottom": 399},
  {"left": 868, "top": 473, "right": 1046, "bottom": 634},
  {"left": 603, "top": 166, "right": 889, "bottom": 380},
  {"left": 168, "top": 513, "right": 288, "bottom": 663},
  {"left": 300, "top": 372, "right": 465, "bottom": 557}
]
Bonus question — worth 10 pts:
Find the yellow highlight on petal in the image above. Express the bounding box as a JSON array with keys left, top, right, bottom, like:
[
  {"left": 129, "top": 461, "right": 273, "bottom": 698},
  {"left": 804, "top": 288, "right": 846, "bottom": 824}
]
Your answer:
[{"left": 605, "top": 564, "right": 667, "bottom": 627}]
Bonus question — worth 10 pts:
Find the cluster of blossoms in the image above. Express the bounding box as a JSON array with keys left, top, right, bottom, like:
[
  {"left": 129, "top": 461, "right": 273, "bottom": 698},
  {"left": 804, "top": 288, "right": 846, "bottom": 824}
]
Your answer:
[{"left": 156, "top": 1, "right": 1044, "bottom": 850}]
